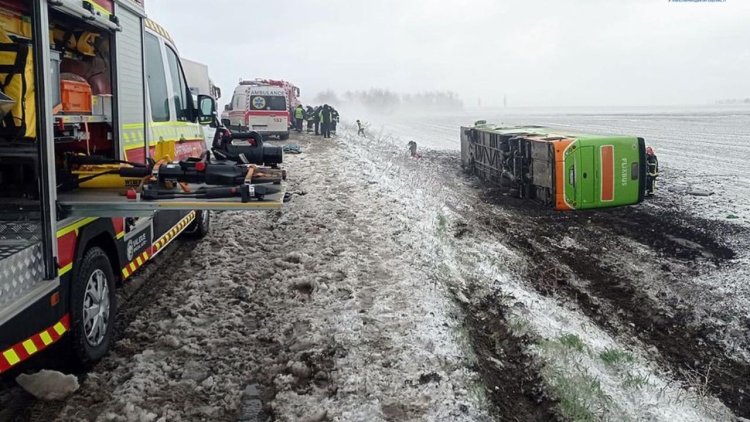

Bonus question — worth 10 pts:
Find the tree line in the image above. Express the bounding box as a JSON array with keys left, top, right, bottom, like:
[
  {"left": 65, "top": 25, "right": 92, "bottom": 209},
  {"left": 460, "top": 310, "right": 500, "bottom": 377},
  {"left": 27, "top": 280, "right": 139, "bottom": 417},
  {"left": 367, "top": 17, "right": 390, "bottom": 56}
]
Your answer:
[{"left": 313, "top": 89, "right": 464, "bottom": 114}]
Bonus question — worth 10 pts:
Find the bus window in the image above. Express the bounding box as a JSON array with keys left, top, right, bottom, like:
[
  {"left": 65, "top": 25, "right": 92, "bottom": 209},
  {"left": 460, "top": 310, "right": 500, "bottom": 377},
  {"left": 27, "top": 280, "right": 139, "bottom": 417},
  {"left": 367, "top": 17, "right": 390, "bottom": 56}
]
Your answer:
[
  {"left": 165, "top": 46, "right": 191, "bottom": 121},
  {"left": 144, "top": 33, "right": 169, "bottom": 122}
]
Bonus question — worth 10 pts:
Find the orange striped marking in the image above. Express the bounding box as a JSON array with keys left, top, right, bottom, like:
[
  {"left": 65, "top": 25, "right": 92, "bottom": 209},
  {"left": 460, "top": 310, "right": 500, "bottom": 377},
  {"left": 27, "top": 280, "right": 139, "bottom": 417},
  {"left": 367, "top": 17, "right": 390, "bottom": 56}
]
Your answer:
[
  {"left": 553, "top": 139, "right": 576, "bottom": 211},
  {"left": 600, "top": 145, "right": 615, "bottom": 202}
]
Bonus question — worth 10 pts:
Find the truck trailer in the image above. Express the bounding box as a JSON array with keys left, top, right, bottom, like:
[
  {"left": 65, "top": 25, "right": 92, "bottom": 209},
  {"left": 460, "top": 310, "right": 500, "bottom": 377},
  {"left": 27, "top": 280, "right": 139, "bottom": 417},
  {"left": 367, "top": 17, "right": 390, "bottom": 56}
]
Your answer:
[
  {"left": 182, "top": 57, "right": 221, "bottom": 101},
  {"left": 0, "top": 0, "right": 284, "bottom": 375},
  {"left": 460, "top": 122, "right": 654, "bottom": 210}
]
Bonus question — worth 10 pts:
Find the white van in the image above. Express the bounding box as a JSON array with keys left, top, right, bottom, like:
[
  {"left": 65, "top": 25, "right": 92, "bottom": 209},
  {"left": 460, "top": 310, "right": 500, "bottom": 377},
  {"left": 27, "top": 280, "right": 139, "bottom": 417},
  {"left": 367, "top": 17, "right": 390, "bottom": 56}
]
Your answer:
[{"left": 222, "top": 83, "right": 290, "bottom": 140}]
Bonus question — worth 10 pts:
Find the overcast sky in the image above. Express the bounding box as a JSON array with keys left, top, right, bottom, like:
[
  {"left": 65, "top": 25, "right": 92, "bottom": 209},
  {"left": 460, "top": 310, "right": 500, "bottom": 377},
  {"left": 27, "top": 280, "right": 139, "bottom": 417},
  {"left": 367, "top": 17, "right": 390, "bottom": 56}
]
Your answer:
[{"left": 146, "top": 0, "right": 750, "bottom": 108}]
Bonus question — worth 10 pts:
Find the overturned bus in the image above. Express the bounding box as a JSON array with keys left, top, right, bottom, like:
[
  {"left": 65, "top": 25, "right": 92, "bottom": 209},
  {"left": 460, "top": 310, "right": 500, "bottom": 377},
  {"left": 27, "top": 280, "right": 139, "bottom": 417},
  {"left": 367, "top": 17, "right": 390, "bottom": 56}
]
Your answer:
[{"left": 460, "top": 122, "right": 656, "bottom": 211}]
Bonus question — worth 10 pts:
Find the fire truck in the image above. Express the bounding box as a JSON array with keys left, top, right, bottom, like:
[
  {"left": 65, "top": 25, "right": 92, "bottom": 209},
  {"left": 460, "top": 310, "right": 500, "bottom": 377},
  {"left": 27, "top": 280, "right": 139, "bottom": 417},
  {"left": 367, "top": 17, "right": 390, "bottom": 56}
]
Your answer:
[
  {"left": 0, "top": 0, "right": 285, "bottom": 375},
  {"left": 221, "top": 79, "right": 301, "bottom": 139}
]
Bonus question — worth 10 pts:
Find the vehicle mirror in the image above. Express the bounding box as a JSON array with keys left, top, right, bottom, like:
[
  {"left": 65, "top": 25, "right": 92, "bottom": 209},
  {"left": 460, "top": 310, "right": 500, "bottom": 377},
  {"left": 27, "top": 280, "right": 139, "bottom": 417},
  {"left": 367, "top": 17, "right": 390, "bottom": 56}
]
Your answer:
[{"left": 197, "top": 95, "right": 216, "bottom": 125}]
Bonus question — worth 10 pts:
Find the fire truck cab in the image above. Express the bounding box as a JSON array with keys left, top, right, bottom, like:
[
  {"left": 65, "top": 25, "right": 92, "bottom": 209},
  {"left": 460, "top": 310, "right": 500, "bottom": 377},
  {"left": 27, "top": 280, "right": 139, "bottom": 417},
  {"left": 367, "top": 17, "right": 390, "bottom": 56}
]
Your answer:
[{"left": 0, "top": 0, "right": 283, "bottom": 375}]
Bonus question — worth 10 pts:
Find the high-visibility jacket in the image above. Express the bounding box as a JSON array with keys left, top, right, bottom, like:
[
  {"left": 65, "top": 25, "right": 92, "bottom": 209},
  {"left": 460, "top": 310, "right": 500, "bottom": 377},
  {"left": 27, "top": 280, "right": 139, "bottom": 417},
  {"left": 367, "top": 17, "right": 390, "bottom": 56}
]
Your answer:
[{"left": 295, "top": 107, "right": 304, "bottom": 119}]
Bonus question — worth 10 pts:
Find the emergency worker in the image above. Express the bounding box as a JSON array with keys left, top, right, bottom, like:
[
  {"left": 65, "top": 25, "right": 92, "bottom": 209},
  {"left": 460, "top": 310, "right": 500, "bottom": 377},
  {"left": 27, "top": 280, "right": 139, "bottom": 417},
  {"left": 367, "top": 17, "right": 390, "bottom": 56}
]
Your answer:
[
  {"left": 305, "top": 106, "right": 315, "bottom": 132},
  {"left": 313, "top": 106, "right": 322, "bottom": 135},
  {"left": 408, "top": 141, "right": 418, "bottom": 158},
  {"left": 294, "top": 105, "right": 304, "bottom": 132},
  {"left": 321, "top": 104, "right": 332, "bottom": 139},
  {"left": 330, "top": 107, "right": 339, "bottom": 135},
  {"left": 645, "top": 146, "right": 659, "bottom": 197}
]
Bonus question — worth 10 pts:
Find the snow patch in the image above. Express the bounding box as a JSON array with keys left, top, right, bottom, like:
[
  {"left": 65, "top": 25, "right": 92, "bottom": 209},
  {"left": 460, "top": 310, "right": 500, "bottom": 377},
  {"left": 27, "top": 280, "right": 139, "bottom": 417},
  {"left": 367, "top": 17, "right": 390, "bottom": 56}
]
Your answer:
[{"left": 16, "top": 370, "right": 79, "bottom": 401}]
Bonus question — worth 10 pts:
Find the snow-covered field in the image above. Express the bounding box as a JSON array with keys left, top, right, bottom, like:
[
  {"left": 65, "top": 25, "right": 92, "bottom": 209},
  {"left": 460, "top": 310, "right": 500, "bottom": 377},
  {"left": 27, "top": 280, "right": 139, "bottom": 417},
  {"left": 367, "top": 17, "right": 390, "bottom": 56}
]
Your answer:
[
  {"left": 369, "top": 106, "right": 750, "bottom": 226},
  {"left": 5, "top": 109, "right": 750, "bottom": 421}
]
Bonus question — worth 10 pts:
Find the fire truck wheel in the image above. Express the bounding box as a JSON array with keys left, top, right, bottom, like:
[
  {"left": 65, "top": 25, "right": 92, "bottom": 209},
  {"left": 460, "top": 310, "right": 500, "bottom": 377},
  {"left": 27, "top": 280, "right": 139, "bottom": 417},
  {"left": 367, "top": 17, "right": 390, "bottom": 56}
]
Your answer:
[
  {"left": 279, "top": 133, "right": 290, "bottom": 141},
  {"left": 70, "top": 246, "right": 117, "bottom": 366},
  {"left": 184, "top": 210, "right": 211, "bottom": 239}
]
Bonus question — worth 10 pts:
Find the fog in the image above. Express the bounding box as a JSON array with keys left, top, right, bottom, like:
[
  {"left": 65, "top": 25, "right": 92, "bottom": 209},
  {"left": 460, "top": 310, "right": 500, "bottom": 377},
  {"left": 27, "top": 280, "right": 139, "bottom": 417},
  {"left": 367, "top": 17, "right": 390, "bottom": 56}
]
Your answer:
[{"left": 147, "top": 0, "right": 750, "bottom": 108}]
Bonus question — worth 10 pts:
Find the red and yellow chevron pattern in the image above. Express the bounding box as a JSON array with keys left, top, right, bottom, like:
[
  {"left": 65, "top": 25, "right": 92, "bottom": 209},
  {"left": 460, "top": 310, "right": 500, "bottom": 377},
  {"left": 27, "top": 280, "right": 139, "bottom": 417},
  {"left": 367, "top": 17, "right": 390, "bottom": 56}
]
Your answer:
[
  {"left": 121, "top": 249, "right": 151, "bottom": 280},
  {"left": 0, "top": 315, "right": 70, "bottom": 374}
]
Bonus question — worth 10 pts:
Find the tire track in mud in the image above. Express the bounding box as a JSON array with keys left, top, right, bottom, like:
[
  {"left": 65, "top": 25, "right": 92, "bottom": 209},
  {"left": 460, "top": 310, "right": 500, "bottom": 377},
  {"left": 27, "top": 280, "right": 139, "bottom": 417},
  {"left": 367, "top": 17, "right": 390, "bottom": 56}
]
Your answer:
[
  {"left": 471, "top": 189, "right": 750, "bottom": 417},
  {"left": 458, "top": 288, "right": 559, "bottom": 422},
  {"left": 347, "top": 143, "right": 562, "bottom": 420}
]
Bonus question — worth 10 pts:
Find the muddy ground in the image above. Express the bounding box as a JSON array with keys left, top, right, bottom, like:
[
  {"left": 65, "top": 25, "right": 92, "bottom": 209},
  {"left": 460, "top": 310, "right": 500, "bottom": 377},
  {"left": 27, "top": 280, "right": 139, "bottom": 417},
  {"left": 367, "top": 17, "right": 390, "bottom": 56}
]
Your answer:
[
  {"left": 1, "top": 124, "right": 749, "bottom": 421},
  {"left": 469, "top": 183, "right": 750, "bottom": 417}
]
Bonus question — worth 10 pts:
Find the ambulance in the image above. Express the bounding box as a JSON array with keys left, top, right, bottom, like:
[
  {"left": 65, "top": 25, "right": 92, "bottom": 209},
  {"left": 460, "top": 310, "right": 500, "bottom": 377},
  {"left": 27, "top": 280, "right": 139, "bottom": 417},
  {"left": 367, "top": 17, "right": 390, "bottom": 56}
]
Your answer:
[
  {"left": 0, "top": 0, "right": 283, "bottom": 374},
  {"left": 222, "top": 79, "right": 301, "bottom": 140}
]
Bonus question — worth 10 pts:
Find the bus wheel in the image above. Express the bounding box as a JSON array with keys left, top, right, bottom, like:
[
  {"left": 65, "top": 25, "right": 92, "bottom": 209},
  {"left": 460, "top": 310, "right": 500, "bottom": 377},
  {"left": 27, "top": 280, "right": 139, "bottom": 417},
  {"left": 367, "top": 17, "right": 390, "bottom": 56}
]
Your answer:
[
  {"left": 70, "top": 246, "right": 116, "bottom": 366},
  {"left": 184, "top": 210, "right": 210, "bottom": 239}
]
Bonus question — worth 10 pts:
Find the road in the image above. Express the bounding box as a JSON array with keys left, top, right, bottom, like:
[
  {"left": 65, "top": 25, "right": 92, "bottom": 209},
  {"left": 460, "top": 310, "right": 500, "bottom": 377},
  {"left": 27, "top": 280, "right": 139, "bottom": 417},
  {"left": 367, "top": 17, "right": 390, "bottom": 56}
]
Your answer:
[{"left": 3, "top": 116, "right": 748, "bottom": 420}]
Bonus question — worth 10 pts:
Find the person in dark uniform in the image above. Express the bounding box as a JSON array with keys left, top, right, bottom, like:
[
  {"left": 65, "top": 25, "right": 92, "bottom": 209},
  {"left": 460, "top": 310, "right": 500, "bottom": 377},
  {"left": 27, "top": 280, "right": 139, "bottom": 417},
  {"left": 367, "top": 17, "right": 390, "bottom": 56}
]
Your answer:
[
  {"left": 321, "top": 104, "right": 332, "bottom": 139},
  {"left": 645, "top": 146, "right": 659, "bottom": 197},
  {"left": 330, "top": 107, "right": 339, "bottom": 135},
  {"left": 407, "top": 140, "right": 418, "bottom": 157},
  {"left": 313, "top": 106, "right": 322, "bottom": 135},
  {"left": 305, "top": 106, "right": 315, "bottom": 133}
]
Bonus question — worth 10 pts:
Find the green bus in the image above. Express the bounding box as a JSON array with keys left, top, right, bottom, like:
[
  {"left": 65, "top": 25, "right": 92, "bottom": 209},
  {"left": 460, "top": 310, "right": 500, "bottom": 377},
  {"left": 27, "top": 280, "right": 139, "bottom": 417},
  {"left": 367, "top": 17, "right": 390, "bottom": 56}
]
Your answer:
[{"left": 460, "top": 123, "right": 651, "bottom": 211}]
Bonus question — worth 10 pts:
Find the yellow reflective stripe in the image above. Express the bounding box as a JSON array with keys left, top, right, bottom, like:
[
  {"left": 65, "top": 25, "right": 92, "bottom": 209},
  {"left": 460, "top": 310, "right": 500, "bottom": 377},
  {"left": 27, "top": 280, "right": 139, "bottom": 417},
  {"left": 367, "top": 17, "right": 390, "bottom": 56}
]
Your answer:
[
  {"left": 40, "top": 331, "right": 53, "bottom": 346},
  {"left": 53, "top": 323, "right": 66, "bottom": 336},
  {"left": 144, "top": 19, "right": 174, "bottom": 43},
  {"left": 59, "top": 262, "right": 73, "bottom": 277},
  {"left": 122, "top": 123, "right": 202, "bottom": 147},
  {"left": 122, "top": 267, "right": 130, "bottom": 278},
  {"left": 124, "top": 122, "right": 203, "bottom": 129},
  {"left": 57, "top": 218, "right": 97, "bottom": 238},
  {"left": 2, "top": 349, "right": 20, "bottom": 366},
  {"left": 116, "top": 231, "right": 125, "bottom": 240},
  {"left": 22, "top": 340, "right": 38, "bottom": 355}
]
